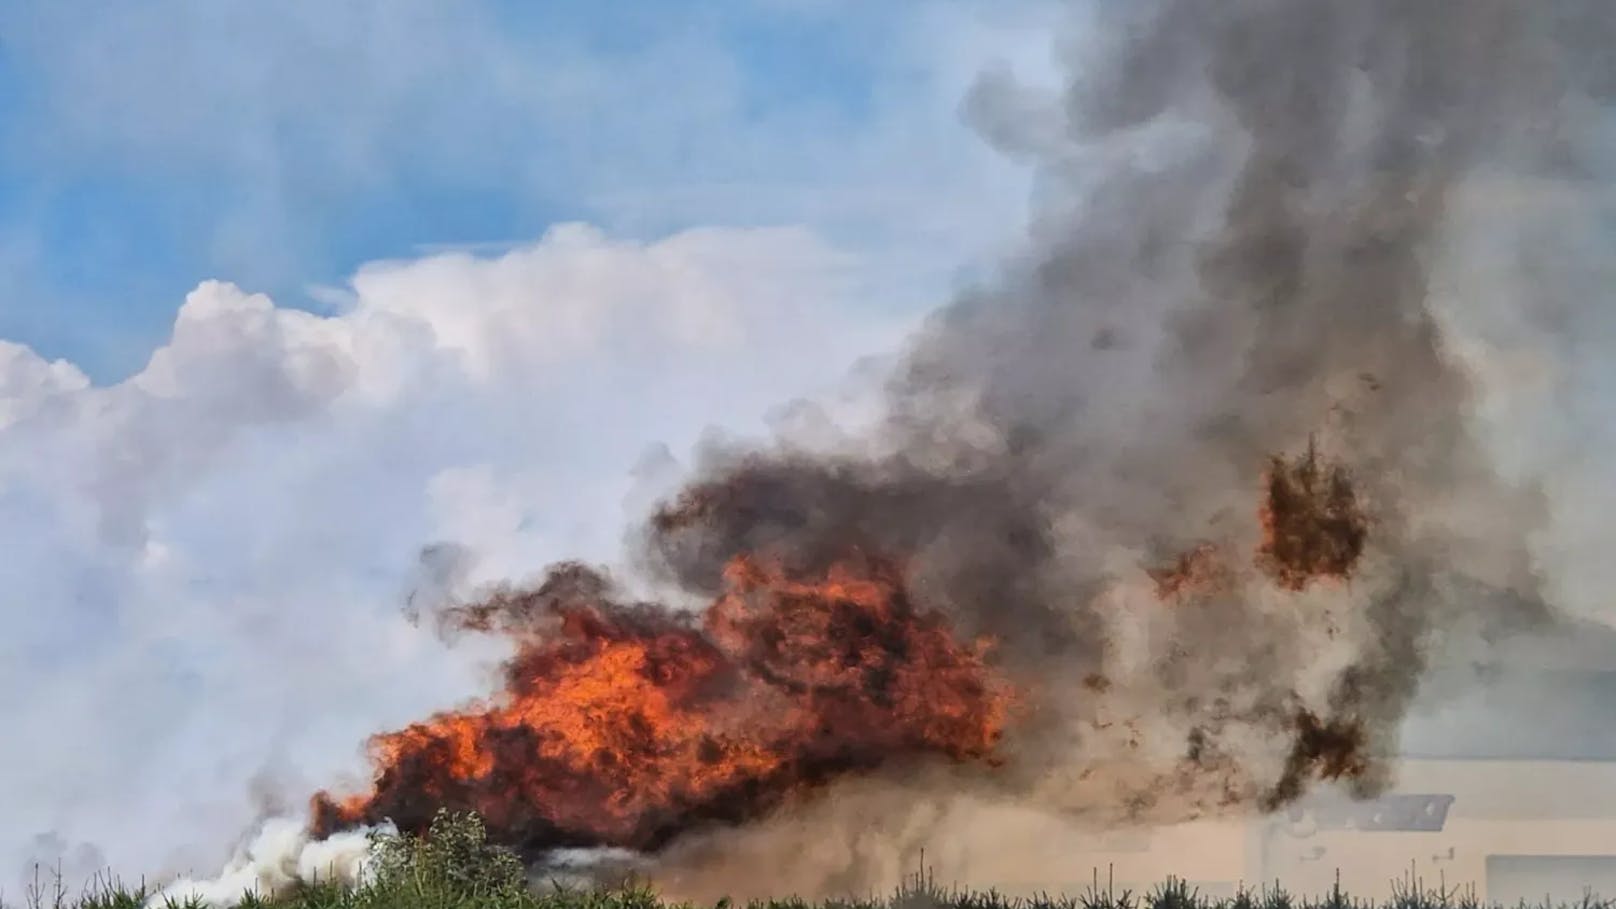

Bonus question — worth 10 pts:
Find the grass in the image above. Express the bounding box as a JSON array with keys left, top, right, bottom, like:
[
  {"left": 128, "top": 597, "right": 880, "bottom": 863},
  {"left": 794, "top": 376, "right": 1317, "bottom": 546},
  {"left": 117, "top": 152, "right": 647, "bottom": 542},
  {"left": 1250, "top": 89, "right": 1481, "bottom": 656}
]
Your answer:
[{"left": 5, "top": 813, "right": 1614, "bottom": 909}]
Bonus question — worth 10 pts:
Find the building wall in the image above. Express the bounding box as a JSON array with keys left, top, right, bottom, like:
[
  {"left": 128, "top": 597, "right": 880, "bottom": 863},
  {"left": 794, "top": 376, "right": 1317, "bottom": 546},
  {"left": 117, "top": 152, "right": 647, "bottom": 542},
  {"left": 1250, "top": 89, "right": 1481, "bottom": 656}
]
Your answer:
[
  {"left": 987, "top": 759, "right": 1616, "bottom": 903},
  {"left": 1258, "top": 760, "right": 1616, "bottom": 902}
]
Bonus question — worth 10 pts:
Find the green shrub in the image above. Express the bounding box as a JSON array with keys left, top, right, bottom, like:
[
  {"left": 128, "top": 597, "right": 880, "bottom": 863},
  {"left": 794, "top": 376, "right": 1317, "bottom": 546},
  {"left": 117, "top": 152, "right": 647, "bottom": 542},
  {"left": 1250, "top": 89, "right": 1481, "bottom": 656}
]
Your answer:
[{"left": 362, "top": 809, "right": 528, "bottom": 906}]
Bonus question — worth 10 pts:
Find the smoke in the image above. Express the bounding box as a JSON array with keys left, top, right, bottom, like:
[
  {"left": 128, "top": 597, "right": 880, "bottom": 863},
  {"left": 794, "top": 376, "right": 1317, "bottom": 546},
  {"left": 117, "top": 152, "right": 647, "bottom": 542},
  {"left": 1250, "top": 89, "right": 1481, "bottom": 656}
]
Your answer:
[
  {"left": 617, "top": 0, "right": 1616, "bottom": 898},
  {"left": 633, "top": 0, "right": 1538, "bottom": 797},
  {"left": 148, "top": 822, "right": 385, "bottom": 909}
]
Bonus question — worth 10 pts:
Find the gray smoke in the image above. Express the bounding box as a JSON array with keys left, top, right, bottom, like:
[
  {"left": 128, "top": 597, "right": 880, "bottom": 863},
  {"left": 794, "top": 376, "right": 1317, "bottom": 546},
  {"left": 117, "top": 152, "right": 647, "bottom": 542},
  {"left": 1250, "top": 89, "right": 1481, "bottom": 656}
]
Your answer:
[{"left": 632, "top": 0, "right": 1615, "bottom": 868}]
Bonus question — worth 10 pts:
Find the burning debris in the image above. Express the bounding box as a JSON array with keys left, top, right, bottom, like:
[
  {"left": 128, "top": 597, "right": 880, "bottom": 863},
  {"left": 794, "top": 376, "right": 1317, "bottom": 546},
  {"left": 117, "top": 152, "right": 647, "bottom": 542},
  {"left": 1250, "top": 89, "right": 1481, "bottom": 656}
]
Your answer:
[
  {"left": 1148, "top": 441, "right": 1367, "bottom": 604},
  {"left": 311, "top": 553, "right": 1009, "bottom": 854},
  {"left": 1262, "top": 709, "right": 1372, "bottom": 811},
  {"left": 1149, "top": 543, "right": 1233, "bottom": 602},
  {"left": 1258, "top": 441, "right": 1368, "bottom": 591}
]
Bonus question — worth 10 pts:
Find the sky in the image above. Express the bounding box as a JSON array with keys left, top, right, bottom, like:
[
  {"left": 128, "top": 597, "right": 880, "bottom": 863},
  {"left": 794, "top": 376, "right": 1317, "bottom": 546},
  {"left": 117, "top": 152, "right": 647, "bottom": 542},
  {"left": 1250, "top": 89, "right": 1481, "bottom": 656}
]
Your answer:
[
  {"left": 0, "top": 0, "right": 1055, "bottom": 381},
  {"left": 0, "top": 0, "right": 1063, "bottom": 888}
]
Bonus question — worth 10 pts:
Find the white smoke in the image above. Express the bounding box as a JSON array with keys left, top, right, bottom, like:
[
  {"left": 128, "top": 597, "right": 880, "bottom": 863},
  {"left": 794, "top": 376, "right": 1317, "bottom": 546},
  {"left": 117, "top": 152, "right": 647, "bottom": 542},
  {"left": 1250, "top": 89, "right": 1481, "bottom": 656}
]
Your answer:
[{"left": 146, "top": 820, "right": 388, "bottom": 908}]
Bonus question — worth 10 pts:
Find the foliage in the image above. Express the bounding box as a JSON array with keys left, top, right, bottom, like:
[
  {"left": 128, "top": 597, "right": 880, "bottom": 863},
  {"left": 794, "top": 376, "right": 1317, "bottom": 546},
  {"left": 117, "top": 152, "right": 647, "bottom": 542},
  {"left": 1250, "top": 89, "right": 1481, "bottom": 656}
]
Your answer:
[{"left": 364, "top": 808, "right": 529, "bottom": 905}]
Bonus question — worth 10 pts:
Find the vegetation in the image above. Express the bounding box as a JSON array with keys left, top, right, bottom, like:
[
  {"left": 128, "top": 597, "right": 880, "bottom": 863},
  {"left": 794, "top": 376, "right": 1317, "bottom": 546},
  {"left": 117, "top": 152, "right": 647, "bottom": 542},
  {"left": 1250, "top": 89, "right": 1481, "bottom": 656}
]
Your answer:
[{"left": 4, "top": 813, "right": 1612, "bottom": 909}]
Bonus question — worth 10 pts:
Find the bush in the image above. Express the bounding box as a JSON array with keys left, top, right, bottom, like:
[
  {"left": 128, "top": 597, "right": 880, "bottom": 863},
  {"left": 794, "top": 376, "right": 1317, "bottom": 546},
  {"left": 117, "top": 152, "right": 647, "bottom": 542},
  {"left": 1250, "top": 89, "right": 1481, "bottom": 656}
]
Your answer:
[{"left": 363, "top": 809, "right": 529, "bottom": 906}]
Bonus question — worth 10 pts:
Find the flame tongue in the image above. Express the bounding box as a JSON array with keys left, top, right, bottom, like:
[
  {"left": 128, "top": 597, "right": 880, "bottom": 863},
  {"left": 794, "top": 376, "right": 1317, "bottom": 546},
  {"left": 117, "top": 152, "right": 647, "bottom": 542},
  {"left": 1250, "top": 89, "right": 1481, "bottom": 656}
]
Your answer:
[{"left": 311, "top": 553, "right": 1010, "bottom": 853}]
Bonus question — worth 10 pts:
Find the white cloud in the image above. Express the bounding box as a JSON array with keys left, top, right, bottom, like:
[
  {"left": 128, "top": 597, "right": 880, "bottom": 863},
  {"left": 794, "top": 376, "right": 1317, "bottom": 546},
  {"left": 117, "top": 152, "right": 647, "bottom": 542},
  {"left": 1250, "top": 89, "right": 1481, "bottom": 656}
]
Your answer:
[
  {"left": 0, "top": 221, "right": 907, "bottom": 887},
  {"left": 0, "top": 342, "right": 88, "bottom": 429}
]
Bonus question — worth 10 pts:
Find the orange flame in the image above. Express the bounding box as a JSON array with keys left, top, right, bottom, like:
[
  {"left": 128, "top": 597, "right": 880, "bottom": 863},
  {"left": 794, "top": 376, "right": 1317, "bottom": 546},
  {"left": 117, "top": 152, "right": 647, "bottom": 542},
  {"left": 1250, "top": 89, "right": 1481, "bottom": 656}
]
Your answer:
[{"left": 311, "top": 553, "right": 1010, "bottom": 852}]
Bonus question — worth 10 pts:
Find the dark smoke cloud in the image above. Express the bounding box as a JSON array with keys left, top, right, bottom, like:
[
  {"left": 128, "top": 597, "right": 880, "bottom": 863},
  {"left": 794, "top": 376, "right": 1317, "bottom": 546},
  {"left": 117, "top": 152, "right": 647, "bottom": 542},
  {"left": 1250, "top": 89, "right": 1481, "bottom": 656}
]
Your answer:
[{"left": 634, "top": 0, "right": 1614, "bottom": 833}]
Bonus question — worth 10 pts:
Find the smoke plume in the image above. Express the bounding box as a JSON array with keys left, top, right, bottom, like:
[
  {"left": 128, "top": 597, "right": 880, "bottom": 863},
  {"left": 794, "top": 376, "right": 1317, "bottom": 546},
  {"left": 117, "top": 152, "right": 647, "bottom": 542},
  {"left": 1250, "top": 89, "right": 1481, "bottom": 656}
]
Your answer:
[
  {"left": 151, "top": 822, "right": 385, "bottom": 908},
  {"left": 640, "top": 0, "right": 1595, "bottom": 822},
  {"left": 637, "top": 3, "right": 1616, "bottom": 895}
]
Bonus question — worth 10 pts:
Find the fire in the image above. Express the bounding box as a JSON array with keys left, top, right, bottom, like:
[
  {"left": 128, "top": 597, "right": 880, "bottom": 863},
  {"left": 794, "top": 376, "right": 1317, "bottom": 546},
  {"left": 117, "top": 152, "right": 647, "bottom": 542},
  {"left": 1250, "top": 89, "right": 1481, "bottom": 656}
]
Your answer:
[
  {"left": 310, "top": 552, "right": 1011, "bottom": 853},
  {"left": 306, "top": 442, "right": 1379, "bottom": 857}
]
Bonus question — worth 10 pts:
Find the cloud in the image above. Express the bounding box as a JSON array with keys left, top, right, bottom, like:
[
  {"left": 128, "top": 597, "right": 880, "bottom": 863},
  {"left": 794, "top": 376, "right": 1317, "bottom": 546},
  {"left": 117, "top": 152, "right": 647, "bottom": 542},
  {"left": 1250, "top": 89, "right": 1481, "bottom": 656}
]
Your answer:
[
  {"left": 0, "top": 221, "right": 905, "bottom": 886},
  {"left": 0, "top": 1, "right": 1053, "bottom": 380}
]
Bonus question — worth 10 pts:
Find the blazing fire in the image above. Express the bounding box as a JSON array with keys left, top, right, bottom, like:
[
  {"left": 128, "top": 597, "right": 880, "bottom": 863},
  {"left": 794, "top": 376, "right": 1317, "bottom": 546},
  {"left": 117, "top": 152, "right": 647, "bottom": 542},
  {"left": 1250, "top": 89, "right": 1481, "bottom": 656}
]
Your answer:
[{"left": 310, "top": 552, "right": 1011, "bottom": 853}]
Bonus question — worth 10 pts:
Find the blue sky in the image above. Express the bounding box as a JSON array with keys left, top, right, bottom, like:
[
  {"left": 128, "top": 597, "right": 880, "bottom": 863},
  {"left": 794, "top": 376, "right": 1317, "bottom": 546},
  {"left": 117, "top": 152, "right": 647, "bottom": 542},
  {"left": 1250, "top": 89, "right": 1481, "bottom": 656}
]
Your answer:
[{"left": 0, "top": 0, "right": 1051, "bottom": 381}]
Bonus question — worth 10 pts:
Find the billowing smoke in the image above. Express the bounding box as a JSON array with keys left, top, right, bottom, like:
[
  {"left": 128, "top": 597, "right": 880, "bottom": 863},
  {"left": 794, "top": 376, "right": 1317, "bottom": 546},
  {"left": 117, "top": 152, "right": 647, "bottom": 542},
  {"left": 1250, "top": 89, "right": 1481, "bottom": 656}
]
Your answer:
[
  {"left": 634, "top": 0, "right": 1602, "bottom": 822},
  {"left": 151, "top": 822, "right": 386, "bottom": 908},
  {"left": 635, "top": 2, "right": 1616, "bottom": 895}
]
